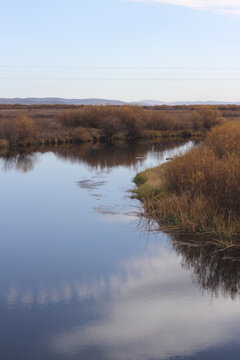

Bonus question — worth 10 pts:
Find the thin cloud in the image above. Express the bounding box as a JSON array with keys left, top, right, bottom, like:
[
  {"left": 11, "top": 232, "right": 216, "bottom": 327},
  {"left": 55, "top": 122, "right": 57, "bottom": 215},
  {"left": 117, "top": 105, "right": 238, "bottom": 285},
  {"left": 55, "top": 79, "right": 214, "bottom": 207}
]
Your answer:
[{"left": 129, "top": 0, "right": 240, "bottom": 16}]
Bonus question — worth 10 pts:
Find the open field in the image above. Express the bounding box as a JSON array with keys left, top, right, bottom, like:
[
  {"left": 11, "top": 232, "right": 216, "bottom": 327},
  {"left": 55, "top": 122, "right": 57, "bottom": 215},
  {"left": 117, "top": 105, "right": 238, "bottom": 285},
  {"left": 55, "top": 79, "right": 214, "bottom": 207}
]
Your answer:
[
  {"left": 1, "top": 104, "right": 238, "bottom": 148},
  {"left": 133, "top": 120, "right": 240, "bottom": 245}
]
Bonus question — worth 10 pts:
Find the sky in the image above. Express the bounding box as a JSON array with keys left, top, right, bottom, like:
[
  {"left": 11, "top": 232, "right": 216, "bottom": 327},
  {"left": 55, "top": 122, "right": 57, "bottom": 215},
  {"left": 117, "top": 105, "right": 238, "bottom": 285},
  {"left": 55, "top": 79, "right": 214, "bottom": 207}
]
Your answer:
[{"left": 1, "top": 0, "right": 240, "bottom": 101}]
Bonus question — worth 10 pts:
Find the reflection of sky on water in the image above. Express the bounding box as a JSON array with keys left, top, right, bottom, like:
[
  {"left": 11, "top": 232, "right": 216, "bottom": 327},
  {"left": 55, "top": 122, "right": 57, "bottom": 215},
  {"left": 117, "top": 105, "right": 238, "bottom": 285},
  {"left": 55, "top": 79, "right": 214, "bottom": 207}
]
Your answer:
[
  {"left": 3, "top": 240, "right": 240, "bottom": 360},
  {"left": 52, "top": 245, "right": 240, "bottom": 360},
  {"left": 1, "top": 140, "right": 240, "bottom": 360}
]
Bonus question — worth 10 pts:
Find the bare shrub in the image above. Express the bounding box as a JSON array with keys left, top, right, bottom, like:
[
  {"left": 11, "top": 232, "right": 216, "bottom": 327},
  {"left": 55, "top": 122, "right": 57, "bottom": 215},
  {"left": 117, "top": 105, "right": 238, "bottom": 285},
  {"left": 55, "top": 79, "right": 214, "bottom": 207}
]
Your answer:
[
  {"left": 193, "top": 107, "right": 224, "bottom": 130},
  {"left": 147, "top": 112, "right": 182, "bottom": 131},
  {"left": 205, "top": 121, "right": 240, "bottom": 158},
  {"left": 120, "top": 106, "right": 144, "bottom": 138},
  {"left": 99, "top": 116, "right": 122, "bottom": 137},
  {"left": 15, "top": 116, "right": 35, "bottom": 141},
  {"left": 58, "top": 110, "right": 85, "bottom": 127},
  {"left": 72, "top": 127, "right": 91, "bottom": 143},
  {"left": 162, "top": 121, "right": 240, "bottom": 217}
]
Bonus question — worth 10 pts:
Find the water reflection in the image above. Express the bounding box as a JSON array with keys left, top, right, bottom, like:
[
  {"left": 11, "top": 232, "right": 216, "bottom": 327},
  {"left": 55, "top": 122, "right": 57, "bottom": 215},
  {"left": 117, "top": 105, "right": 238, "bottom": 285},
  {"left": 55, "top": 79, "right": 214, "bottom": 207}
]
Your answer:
[
  {"left": 1, "top": 140, "right": 240, "bottom": 360},
  {"left": 51, "top": 244, "right": 240, "bottom": 360},
  {"left": 2, "top": 240, "right": 240, "bottom": 360},
  {"left": 0, "top": 139, "right": 188, "bottom": 172},
  {"left": 174, "top": 236, "right": 240, "bottom": 300},
  {"left": 54, "top": 141, "right": 187, "bottom": 170},
  {"left": 4, "top": 279, "right": 107, "bottom": 308},
  {"left": 0, "top": 151, "right": 39, "bottom": 172},
  {"left": 4, "top": 238, "right": 240, "bottom": 308},
  {"left": 3, "top": 237, "right": 240, "bottom": 359}
]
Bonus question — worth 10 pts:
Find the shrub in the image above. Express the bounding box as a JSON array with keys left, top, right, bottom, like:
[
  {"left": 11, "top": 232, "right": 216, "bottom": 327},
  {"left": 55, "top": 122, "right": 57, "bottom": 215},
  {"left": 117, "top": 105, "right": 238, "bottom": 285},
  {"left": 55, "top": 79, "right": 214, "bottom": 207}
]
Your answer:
[
  {"left": 15, "top": 116, "right": 35, "bottom": 142},
  {"left": 205, "top": 121, "right": 240, "bottom": 158},
  {"left": 192, "top": 107, "right": 223, "bottom": 130},
  {"left": 136, "top": 120, "right": 240, "bottom": 241},
  {"left": 163, "top": 148, "right": 240, "bottom": 213},
  {"left": 120, "top": 106, "right": 144, "bottom": 138},
  {"left": 147, "top": 112, "right": 183, "bottom": 131},
  {"left": 99, "top": 115, "right": 122, "bottom": 137},
  {"left": 58, "top": 110, "right": 85, "bottom": 127},
  {"left": 72, "top": 127, "right": 91, "bottom": 143}
]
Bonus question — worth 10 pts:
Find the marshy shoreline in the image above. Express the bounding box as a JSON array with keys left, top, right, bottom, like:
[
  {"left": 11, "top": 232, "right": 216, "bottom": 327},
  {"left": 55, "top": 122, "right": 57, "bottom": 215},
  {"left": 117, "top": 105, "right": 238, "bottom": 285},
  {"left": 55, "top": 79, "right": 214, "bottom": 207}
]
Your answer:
[{"left": 133, "top": 120, "right": 240, "bottom": 246}]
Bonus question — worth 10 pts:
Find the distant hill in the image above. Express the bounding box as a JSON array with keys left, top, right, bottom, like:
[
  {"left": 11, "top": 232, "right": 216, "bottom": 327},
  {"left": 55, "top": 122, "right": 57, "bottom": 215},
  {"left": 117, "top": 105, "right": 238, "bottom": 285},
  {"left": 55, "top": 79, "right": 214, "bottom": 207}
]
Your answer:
[
  {"left": 0, "top": 98, "right": 240, "bottom": 106},
  {"left": 0, "top": 98, "right": 127, "bottom": 106},
  {"left": 138, "top": 100, "right": 240, "bottom": 106}
]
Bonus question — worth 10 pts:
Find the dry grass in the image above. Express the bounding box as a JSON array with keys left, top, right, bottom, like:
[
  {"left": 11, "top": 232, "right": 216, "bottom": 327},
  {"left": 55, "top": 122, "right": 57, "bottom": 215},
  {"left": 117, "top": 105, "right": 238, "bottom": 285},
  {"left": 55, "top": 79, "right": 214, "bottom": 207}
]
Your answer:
[{"left": 134, "top": 121, "right": 240, "bottom": 244}]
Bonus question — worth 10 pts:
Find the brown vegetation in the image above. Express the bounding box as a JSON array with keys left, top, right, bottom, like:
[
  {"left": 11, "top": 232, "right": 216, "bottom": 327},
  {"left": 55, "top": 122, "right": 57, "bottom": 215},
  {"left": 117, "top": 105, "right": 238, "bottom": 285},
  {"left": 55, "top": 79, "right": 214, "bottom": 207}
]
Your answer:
[
  {"left": 0, "top": 104, "right": 238, "bottom": 148},
  {"left": 134, "top": 121, "right": 240, "bottom": 244}
]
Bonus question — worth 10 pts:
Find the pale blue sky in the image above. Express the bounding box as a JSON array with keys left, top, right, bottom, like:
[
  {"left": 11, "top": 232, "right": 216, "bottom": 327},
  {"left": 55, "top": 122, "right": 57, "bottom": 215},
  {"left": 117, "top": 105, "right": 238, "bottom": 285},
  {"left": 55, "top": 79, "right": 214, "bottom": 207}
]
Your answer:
[{"left": 1, "top": 0, "right": 240, "bottom": 101}]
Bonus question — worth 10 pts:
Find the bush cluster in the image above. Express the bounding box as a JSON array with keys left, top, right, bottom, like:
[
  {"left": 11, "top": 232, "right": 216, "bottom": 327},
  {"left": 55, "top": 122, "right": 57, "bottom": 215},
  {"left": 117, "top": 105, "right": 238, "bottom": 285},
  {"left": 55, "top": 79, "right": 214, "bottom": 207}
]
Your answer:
[
  {"left": 159, "top": 121, "right": 240, "bottom": 240},
  {"left": 0, "top": 105, "right": 225, "bottom": 146}
]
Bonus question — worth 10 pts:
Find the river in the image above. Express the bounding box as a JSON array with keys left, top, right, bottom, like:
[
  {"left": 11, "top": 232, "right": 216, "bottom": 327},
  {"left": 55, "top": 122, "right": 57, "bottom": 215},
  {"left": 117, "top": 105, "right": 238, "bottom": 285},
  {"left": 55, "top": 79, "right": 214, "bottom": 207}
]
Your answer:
[{"left": 0, "top": 140, "right": 240, "bottom": 360}]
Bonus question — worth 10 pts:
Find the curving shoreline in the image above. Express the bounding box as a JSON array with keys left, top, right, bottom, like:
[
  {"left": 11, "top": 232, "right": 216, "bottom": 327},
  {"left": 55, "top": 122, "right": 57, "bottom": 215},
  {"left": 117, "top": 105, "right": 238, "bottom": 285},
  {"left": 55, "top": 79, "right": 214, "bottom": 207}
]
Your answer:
[{"left": 133, "top": 121, "right": 240, "bottom": 245}]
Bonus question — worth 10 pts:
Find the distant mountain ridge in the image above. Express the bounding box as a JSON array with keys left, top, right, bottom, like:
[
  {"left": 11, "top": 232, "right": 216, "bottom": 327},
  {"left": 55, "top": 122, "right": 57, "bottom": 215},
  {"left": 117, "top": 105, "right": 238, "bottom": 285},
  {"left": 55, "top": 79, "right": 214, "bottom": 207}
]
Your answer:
[
  {"left": 137, "top": 100, "right": 240, "bottom": 106},
  {"left": 0, "top": 98, "right": 126, "bottom": 106},
  {"left": 0, "top": 98, "right": 240, "bottom": 106}
]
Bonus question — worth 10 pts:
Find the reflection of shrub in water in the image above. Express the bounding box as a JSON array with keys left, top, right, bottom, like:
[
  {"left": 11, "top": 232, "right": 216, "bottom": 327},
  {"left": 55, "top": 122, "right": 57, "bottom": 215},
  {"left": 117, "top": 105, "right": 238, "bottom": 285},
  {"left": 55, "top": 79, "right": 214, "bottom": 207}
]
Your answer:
[
  {"left": 0, "top": 139, "right": 188, "bottom": 173},
  {"left": 1, "top": 151, "right": 38, "bottom": 173},
  {"left": 55, "top": 140, "right": 187, "bottom": 170},
  {"left": 173, "top": 236, "right": 240, "bottom": 300}
]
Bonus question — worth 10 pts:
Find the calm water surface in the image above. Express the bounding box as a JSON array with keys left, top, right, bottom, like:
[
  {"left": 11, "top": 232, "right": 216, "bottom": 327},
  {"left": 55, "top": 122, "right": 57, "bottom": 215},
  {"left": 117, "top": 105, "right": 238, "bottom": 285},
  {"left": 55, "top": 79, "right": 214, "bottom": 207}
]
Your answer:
[{"left": 0, "top": 141, "right": 240, "bottom": 360}]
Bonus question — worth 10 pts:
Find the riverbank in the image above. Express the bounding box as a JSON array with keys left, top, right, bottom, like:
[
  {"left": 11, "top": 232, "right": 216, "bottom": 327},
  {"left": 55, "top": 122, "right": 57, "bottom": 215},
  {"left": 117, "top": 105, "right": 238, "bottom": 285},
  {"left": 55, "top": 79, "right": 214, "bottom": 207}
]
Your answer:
[{"left": 133, "top": 121, "right": 240, "bottom": 244}]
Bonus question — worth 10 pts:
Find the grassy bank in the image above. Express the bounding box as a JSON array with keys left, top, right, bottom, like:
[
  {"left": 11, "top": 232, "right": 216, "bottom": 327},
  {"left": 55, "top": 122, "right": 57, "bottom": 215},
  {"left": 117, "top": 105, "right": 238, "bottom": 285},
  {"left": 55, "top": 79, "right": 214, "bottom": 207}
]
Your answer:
[
  {"left": 0, "top": 104, "right": 228, "bottom": 148},
  {"left": 133, "top": 121, "right": 240, "bottom": 244}
]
